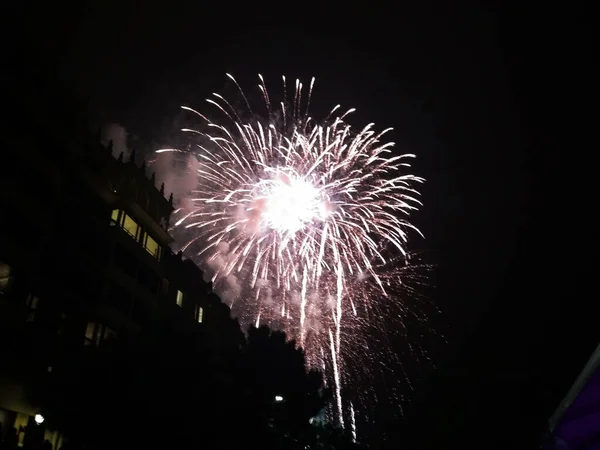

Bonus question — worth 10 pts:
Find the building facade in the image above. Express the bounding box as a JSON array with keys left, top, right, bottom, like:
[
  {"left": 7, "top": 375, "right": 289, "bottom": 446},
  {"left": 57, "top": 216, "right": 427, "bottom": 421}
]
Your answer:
[{"left": 0, "top": 83, "right": 221, "bottom": 448}]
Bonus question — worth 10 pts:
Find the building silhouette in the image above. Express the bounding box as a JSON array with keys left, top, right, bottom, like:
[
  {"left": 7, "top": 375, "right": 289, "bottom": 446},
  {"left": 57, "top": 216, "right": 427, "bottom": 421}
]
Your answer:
[{"left": 0, "top": 76, "right": 225, "bottom": 448}]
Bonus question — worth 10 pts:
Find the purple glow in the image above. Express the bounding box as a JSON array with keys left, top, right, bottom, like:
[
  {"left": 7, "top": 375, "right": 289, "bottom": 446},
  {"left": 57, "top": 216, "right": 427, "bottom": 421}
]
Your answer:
[{"left": 553, "top": 367, "right": 600, "bottom": 449}]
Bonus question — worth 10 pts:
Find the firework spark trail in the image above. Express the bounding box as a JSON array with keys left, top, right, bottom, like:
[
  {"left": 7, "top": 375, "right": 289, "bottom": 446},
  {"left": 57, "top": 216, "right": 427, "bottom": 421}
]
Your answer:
[
  {"left": 329, "top": 327, "right": 344, "bottom": 428},
  {"left": 158, "top": 74, "right": 425, "bottom": 428},
  {"left": 350, "top": 402, "right": 357, "bottom": 443}
]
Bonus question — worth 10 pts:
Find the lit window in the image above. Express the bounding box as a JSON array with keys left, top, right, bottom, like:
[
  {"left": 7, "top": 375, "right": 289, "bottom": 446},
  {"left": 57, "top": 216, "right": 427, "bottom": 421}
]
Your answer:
[
  {"left": 176, "top": 290, "right": 183, "bottom": 307},
  {"left": 144, "top": 234, "right": 161, "bottom": 259},
  {"left": 122, "top": 214, "right": 140, "bottom": 239},
  {"left": 110, "top": 209, "right": 120, "bottom": 225},
  {"left": 0, "top": 261, "right": 11, "bottom": 293},
  {"left": 111, "top": 209, "right": 140, "bottom": 238},
  {"left": 84, "top": 322, "right": 96, "bottom": 346},
  {"left": 85, "top": 323, "right": 116, "bottom": 346},
  {"left": 196, "top": 305, "right": 204, "bottom": 323},
  {"left": 111, "top": 210, "right": 160, "bottom": 259}
]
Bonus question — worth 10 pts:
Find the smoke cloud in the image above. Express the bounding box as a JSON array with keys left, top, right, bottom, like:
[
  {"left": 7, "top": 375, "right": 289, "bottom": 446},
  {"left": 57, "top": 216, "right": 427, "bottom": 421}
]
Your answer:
[
  {"left": 151, "top": 150, "right": 199, "bottom": 207},
  {"left": 145, "top": 137, "right": 245, "bottom": 309},
  {"left": 100, "top": 123, "right": 131, "bottom": 160}
]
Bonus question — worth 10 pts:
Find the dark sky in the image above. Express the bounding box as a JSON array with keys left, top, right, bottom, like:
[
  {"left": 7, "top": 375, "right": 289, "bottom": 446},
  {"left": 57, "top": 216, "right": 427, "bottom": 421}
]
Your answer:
[
  {"left": 8, "top": 1, "right": 595, "bottom": 448},
  {"left": 34, "top": 0, "right": 524, "bottom": 329}
]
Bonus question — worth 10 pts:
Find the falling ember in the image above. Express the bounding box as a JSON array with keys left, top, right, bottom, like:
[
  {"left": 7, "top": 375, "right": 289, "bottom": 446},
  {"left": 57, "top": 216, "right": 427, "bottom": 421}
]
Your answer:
[
  {"left": 159, "top": 74, "right": 426, "bottom": 429},
  {"left": 350, "top": 402, "right": 357, "bottom": 443}
]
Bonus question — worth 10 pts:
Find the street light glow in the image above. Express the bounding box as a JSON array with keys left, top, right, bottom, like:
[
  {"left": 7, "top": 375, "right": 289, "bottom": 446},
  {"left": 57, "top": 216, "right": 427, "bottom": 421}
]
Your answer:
[{"left": 275, "top": 395, "right": 283, "bottom": 402}]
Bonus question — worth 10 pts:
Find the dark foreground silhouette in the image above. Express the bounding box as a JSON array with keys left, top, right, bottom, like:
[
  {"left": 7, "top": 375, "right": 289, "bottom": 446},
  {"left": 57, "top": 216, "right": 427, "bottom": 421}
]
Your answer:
[{"left": 6, "top": 312, "right": 360, "bottom": 450}]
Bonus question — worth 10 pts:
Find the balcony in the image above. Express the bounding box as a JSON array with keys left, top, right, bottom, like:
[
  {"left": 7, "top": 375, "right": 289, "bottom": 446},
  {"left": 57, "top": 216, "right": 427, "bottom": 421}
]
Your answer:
[{"left": 110, "top": 209, "right": 163, "bottom": 260}]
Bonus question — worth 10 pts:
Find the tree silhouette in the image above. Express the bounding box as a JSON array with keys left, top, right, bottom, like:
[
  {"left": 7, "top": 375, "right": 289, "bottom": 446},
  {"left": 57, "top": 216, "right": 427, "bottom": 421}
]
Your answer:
[
  {"left": 24, "top": 312, "right": 340, "bottom": 449},
  {"left": 229, "top": 325, "right": 332, "bottom": 448}
]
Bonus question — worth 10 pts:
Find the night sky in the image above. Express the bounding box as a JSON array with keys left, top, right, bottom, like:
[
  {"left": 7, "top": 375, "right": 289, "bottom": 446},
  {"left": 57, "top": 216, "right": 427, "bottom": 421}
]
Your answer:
[{"left": 7, "top": 1, "right": 596, "bottom": 448}]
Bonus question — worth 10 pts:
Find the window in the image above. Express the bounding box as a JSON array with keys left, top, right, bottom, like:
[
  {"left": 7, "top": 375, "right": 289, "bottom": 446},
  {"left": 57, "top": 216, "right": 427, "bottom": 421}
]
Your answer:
[
  {"left": 103, "top": 326, "right": 117, "bottom": 341},
  {"left": 110, "top": 209, "right": 140, "bottom": 238},
  {"left": 131, "top": 300, "right": 151, "bottom": 326},
  {"left": 58, "top": 313, "right": 67, "bottom": 336},
  {"left": 138, "top": 264, "right": 159, "bottom": 294},
  {"left": 176, "top": 290, "right": 183, "bottom": 307},
  {"left": 143, "top": 233, "right": 161, "bottom": 260},
  {"left": 0, "top": 261, "right": 11, "bottom": 293},
  {"left": 104, "top": 282, "right": 133, "bottom": 316},
  {"left": 85, "top": 322, "right": 117, "bottom": 346},
  {"left": 122, "top": 214, "right": 140, "bottom": 239},
  {"left": 84, "top": 322, "right": 97, "bottom": 346},
  {"left": 110, "top": 210, "right": 161, "bottom": 260},
  {"left": 113, "top": 243, "right": 139, "bottom": 278},
  {"left": 25, "top": 294, "right": 39, "bottom": 323},
  {"left": 195, "top": 305, "right": 204, "bottom": 323},
  {"left": 26, "top": 294, "right": 39, "bottom": 309},
  {"left": 110, "top": 209, "right": 120, "bottom": 225}
]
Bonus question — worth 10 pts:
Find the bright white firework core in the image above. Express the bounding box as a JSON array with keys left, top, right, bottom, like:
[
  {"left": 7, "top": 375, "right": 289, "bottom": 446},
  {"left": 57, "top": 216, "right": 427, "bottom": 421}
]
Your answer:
[{"left": 253, "top": 169, "right": 326, "bottom": 236}]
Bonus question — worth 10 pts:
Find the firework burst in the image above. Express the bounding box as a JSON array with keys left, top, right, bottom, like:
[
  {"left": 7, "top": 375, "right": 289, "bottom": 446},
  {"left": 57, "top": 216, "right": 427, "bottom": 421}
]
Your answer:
[{"left": 157, "top": 74, "right": 427, "bottom": 430}]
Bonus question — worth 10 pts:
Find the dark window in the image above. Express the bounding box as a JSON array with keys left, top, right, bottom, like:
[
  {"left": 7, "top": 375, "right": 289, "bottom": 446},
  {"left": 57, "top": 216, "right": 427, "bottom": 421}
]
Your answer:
[
  {"left": 138, "top": 264, "right": 159, "bottom": 295},
  {"left": 0, "top": 260, "right": 11, "bottom": 293},
  {"left": 25, "top": 294, "right": 39, "bottom": 323},
  {"left": 113, "top": 243, "right": 138, "bottom": 278},
  {"left": 104, "top": 282, "right": 133, "bottom": 316},
  {"left": 131, "top": 299, "right": 152, "bottom": 326},
  {"left": 102, "top": 325, "right": 117, "bottom": 342}
]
